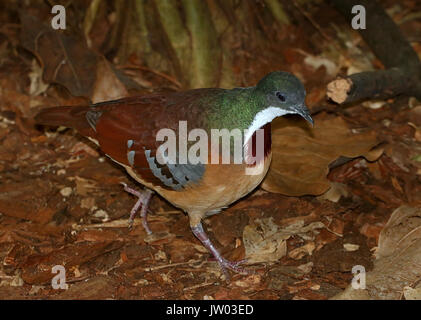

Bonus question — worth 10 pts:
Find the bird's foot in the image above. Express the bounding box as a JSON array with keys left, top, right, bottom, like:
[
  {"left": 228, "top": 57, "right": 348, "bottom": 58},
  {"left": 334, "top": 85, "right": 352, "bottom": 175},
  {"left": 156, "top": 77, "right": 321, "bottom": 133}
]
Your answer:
[
  {"left": 120, "top": 183, "right": 153, "bottom": 234},
  {"left": 191, "top": 222, "right": 253, "bottom": 280},
  {"left": 215, "top": 257, "right": 251, "bottom": 278}
]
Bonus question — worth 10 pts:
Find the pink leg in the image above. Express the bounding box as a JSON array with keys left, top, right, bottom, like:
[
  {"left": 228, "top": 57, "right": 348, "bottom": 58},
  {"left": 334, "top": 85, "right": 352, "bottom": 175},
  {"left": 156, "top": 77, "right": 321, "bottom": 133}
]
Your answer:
[
  {"left": 121, "top": 183, "right": 153, "bottom": 234},
  {"left": 191, "top": 222, "right": 250, "bottom": 278}
]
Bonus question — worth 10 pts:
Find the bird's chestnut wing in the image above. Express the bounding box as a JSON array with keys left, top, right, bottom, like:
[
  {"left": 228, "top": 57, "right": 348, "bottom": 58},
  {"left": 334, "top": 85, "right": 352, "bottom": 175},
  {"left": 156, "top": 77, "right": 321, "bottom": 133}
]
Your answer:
[{"left": 93, "top": 92, "right": 211, "bottom": 190}]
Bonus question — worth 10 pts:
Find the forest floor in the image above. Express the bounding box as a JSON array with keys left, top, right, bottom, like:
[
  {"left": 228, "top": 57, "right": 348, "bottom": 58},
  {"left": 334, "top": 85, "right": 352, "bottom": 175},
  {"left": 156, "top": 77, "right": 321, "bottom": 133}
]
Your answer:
[{"left": 0, "top": 0, "right": 421, "bottom": 299}]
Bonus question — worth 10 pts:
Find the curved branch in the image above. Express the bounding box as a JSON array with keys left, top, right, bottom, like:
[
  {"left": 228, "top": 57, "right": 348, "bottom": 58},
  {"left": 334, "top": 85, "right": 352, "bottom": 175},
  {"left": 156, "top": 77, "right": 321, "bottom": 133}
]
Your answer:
[{"left": 327, "top": 0, "right": 421, "bottom": 104}]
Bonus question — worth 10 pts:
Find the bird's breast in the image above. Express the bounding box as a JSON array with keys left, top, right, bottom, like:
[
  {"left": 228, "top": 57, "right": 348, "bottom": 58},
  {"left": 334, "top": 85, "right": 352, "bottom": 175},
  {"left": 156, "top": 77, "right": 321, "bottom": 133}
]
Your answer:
[{"left": 126, "top": 152, "right": 272, "bottom": 217}]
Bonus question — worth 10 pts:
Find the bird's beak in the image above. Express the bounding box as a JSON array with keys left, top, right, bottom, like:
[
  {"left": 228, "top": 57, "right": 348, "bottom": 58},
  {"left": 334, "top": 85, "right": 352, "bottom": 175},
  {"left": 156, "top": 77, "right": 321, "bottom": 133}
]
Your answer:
[{"left": 293, "top": 104, "right": 314, "bottom": 127}]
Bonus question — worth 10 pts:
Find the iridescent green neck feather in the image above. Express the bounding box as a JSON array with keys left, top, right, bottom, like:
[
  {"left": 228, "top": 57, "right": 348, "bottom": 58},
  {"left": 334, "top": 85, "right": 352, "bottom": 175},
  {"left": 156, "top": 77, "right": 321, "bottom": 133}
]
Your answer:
[{"left": 204, "top": 87, "right": 265, "bottom": 131}]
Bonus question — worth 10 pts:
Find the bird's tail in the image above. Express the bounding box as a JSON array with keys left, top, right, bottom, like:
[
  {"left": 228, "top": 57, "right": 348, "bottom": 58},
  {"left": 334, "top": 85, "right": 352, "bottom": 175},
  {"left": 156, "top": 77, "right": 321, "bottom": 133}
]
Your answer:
[{"left": 35, "top": 105, "right": 95, "bottom": 137}]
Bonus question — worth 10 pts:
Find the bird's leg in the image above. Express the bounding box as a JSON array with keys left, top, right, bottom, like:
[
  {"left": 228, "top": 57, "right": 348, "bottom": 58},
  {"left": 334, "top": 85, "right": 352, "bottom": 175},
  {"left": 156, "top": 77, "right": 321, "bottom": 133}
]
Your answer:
[
  {"left": 121, "top": 183, "right": 153, "bottom": 234},
  {"left": 191, "top": 222, "right": 249, "bottom": 278}
]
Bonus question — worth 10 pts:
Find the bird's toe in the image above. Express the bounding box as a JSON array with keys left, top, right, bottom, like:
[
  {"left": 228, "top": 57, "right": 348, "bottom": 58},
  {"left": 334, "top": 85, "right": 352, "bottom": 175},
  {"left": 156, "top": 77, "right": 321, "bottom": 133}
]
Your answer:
[{"left": 217, "top": 257, "right": 253, "bottom": 277}]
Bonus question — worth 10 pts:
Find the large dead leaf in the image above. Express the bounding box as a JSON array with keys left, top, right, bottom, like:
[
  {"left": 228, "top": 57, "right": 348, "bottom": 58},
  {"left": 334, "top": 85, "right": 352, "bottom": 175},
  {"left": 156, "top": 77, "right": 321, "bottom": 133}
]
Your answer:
[
  {"left": 262, "top": 113, "right": 382, "bottom": 196},
  {"left": 20, "top": 14, "right": 97, "bottom": 98},
  {"left": 333, "top": 206, "right": 421, "bottom": 300},
  {"left": 376, "top": 206, "right": 421, "bottom": 259},
  {"left": 20, "top": 14, "right": 131, "bottom": 101}
]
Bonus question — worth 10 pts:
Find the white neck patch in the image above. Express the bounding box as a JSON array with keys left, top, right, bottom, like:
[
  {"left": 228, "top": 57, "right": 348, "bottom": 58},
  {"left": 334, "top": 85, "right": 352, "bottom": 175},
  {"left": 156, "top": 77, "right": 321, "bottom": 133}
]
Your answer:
[{"left": 243, "top": 106, "right": 291, "bottom": 146}]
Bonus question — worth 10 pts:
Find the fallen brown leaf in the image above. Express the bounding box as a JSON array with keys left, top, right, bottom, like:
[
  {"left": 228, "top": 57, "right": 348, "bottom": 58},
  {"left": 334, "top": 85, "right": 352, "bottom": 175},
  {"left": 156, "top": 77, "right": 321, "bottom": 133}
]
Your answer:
[
  {"left": 333, "top": 206, "right": 421, "bottom": 300},
  {"left": 20, "top": 14, "right": 132, "bottom": 102},
  {"left": 262, "top": 113, "right": 381, "bottom": 196},
  {"left": 20, "top": 14, "right": 97, "bottom": 98},
  {"left": 91, "top": 58, "right": 128, "bottom": 103},
  {"left": 0, "top": 179, "right": 56, "bottom": 223},
  {"left": 243, "top": 217, "right": 324, "bottom": 263}
]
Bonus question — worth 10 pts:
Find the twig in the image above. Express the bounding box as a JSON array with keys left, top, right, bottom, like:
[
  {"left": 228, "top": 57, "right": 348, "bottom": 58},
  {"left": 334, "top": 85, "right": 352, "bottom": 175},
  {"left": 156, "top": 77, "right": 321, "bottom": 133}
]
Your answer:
[
  {"left": 144, "top": 259, "right": 203, "bottom": 272},
  {"left": 183, "top": 282, "right": 216, "bottom": 291},
  {"left": 120, "top": 65, "right": 182, "bottom": 88}
]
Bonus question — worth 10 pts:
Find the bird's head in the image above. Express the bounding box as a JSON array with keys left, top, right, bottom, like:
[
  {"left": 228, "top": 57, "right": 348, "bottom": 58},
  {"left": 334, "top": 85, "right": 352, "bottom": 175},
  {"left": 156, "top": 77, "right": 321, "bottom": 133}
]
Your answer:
[
  {"left": 242, "top": 71, "right": 313, "bottom": 145},
  {"left": 255, "top": 71, "right": 313, "bottom": 124}
]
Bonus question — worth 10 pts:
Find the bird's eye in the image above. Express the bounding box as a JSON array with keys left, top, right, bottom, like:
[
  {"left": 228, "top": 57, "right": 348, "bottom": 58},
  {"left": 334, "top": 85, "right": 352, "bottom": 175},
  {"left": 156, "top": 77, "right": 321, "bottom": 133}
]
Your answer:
[{"left": 276, "top": 91, "right": 286, "bottom": 102}]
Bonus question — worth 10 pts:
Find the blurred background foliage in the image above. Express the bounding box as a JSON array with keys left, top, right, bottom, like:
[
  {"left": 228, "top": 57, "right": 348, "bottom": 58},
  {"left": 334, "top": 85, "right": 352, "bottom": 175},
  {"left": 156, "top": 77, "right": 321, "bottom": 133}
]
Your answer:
[
  {"left": 86, "top": 0, "right": 293, "bottom": 89},
  {"left": 0, "top": 0, "right": 326, "bottom": 90}
]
